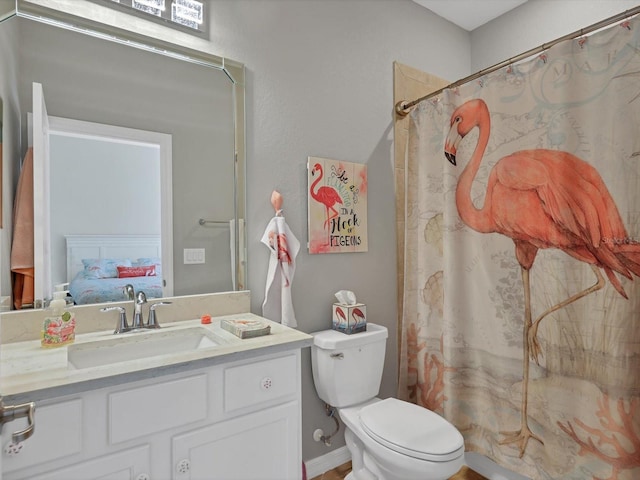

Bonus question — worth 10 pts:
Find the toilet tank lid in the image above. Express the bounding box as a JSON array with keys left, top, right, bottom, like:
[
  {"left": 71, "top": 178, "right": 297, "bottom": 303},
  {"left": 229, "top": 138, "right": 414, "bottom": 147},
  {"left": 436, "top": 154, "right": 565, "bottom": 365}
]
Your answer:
[{"left": 311, "top": 323, "right": 388, "bottom": 349}]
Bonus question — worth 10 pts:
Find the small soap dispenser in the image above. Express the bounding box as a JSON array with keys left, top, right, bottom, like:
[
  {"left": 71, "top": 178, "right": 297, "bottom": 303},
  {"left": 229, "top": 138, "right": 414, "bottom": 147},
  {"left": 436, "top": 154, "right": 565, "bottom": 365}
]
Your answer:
[{"left": 41, "top": 291, "right": 76, "bottom": 348}]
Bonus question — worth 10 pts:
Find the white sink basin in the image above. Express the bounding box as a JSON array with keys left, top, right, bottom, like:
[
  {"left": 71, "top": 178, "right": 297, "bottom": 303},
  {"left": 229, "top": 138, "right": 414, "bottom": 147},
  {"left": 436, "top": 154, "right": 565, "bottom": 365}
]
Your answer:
[{"left": 68, "top": 326, "right": 219, "bottom": 369}]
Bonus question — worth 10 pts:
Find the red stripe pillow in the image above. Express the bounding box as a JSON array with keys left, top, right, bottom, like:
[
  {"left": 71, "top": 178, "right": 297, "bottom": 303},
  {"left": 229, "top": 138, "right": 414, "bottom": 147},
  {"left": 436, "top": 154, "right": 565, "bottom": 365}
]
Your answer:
[{"left": 117, "top": 265, "right": 157, "bottom": 278}]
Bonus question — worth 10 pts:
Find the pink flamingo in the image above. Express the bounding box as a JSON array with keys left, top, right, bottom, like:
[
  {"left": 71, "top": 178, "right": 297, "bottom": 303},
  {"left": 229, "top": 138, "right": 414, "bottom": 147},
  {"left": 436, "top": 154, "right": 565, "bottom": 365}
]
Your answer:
[
  {"left": 444, "top": 99, "right": 640, "bottom": 457},
  {"left": 335, "top": 306, "right": 346, "bottom": 327},
  {"left": 268, "top": 232, "right": 292, "bottom": 265},
  {"left": 268, "top": 231, "right": 292, "bottom": 286},
  {"left": 310, "top": 163, "right": 343, "bottom": 232},
  {"left": 352, "top": 308, "right": 365, "bottom": 327}
]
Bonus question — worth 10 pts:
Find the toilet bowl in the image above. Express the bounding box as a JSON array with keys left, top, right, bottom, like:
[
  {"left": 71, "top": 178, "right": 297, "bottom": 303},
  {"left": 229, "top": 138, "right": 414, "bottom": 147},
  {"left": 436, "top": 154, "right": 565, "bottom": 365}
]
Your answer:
[{"left": 311, "top": 324, "right": 464, "bottom": 480}]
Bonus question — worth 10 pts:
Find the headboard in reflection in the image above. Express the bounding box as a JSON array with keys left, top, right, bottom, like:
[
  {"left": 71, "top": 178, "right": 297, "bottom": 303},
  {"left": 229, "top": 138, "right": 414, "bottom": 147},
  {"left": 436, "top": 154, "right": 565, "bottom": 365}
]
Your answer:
[{"left": 1, "top": 5, "right": 246, "bottom": 309}]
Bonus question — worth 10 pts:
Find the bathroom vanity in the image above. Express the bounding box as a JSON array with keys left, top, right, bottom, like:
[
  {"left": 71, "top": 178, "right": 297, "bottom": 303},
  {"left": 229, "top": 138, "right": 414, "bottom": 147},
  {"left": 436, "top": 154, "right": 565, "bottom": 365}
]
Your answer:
[{"left": 0, "top": 297, "right": 312, "bottom": 480}]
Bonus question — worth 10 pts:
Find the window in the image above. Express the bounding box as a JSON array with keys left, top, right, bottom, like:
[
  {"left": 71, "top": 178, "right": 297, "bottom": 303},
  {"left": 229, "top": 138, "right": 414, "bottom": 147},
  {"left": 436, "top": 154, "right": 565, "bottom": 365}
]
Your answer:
[{"left": 95, "top": 0, "right": 208, "bottom": 37}]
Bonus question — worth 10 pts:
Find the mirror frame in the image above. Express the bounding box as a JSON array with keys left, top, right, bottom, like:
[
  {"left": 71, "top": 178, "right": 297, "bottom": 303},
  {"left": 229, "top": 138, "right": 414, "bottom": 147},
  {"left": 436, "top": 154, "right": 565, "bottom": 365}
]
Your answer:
[{"left": 11, "top": 0, "right": 247, "bottom": 306}]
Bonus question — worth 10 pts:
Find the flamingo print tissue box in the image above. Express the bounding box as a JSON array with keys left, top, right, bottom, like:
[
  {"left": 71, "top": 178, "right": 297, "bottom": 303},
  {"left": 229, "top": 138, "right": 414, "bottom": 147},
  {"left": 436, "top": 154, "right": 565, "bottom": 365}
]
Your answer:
[{"left": 332, "top": 303, "right": 366, "bottom": 334}]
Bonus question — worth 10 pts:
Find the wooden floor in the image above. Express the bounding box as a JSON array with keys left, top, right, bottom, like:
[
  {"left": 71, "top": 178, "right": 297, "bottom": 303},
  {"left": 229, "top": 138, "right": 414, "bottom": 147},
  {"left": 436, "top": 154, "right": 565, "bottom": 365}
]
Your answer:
[{"left": 310, "top": 462, "right": 488, "bottom": 480}]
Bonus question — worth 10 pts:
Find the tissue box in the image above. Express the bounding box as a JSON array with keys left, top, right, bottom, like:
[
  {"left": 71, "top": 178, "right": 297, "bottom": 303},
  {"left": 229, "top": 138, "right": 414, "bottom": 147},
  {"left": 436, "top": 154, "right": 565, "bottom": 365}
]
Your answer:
[{"left": 332, "top": 303, "right": 367, "bottom": 334}]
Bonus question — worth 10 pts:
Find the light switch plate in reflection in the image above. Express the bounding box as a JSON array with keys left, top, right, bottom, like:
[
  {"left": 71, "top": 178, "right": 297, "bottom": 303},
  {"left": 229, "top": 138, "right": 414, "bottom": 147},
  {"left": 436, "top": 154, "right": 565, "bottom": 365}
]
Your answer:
[{"left": 184, "top": 248, "right": 206, "bottom": 264}]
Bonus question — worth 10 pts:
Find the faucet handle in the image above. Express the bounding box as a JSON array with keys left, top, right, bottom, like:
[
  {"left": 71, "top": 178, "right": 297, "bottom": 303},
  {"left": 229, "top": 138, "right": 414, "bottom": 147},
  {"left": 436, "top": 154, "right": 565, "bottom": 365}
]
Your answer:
[
  {"left": 101, "top": 306, "right": 129, "bottom": 334},
  {"left": 147, "top": 301, "right": 172, "bottom": 329}
]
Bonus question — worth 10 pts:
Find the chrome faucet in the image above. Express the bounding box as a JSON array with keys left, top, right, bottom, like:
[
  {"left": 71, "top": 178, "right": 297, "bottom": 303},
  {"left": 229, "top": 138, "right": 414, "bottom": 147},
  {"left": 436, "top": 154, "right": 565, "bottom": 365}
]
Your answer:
[
  {"left": 132, "top": 291, "right": 147, "bottom": 330},
  {"left": 104, "top": 290, "right": 168, "bottom": 334},
  {"left": 124, "top": 284, "right": 135, "bottom": 301}
]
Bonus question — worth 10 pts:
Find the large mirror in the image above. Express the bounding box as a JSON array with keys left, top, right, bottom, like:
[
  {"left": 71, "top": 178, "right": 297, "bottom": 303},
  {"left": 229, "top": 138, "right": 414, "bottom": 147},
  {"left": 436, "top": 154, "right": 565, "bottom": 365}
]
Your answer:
[{"left": 0, "top": 1, "right": 246, "bottom": 309}]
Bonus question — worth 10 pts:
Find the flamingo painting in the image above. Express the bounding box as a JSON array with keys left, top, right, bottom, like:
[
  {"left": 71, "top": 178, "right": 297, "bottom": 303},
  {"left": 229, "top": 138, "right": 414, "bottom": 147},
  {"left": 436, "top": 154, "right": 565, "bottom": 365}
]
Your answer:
[
  {"left": 444, "top": 99, "right": 640, "bottom": 457},
  {"left": 310, "top": 162, "right": 343, "bottom": 232}
]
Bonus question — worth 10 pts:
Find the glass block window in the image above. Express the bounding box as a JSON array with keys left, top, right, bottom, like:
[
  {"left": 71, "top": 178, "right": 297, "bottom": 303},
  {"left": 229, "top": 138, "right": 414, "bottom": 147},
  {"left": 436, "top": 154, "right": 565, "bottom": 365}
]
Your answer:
[{"left": 96, "top": 0, "right": 207, "bottom": 36}]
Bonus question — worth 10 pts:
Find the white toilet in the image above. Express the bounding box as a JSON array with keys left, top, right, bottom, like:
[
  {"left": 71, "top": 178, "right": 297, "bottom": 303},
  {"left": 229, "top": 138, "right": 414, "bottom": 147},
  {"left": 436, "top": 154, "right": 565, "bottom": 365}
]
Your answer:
[{"left": 311, "top": 323, "right": 465, "bottom": 480}]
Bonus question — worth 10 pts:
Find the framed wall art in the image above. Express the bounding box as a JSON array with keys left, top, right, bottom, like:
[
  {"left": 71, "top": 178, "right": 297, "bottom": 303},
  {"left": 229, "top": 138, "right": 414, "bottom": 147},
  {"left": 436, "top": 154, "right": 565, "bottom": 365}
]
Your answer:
[{"left": 307, "top": 156, "right": 368, "bottom": 254}]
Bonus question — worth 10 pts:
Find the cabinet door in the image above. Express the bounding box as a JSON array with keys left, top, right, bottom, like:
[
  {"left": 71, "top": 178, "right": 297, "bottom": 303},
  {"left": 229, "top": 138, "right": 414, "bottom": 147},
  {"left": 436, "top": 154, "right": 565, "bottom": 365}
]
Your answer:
[
  {"left": 172, "top": 401, "right": 300, "bottom": 480},
  {"left": 3, "top": 399, "right": 83, "bottom": 476}
]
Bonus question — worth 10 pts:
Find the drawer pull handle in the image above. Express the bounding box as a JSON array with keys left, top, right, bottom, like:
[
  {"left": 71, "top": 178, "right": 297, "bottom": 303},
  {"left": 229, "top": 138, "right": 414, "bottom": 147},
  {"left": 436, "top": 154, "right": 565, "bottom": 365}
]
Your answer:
[
  {"left": 330, "top": 352, "right": 344, "bottom": 359},
  {"left": 0, "top": 397, "right": 36, "bottom": 444}
]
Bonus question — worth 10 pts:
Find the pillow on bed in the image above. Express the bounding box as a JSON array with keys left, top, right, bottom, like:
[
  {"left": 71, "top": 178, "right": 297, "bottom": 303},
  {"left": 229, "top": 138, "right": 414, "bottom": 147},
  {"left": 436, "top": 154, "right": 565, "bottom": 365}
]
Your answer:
[
  {"left": 134, "top": 257, "right": 162, "bottom": 275},
  {"left": 117, "top": 265, "right": 157, "bottom": 278},
  {"left": 82, "top": 258, "right": 132, "bottom": 279}
]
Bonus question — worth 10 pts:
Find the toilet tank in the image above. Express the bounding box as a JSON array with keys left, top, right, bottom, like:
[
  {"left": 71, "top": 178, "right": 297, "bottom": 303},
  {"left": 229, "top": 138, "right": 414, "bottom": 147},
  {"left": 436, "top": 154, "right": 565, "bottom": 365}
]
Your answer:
[{"left": 311, "top": 323, "right": 388, "bottom": 407}]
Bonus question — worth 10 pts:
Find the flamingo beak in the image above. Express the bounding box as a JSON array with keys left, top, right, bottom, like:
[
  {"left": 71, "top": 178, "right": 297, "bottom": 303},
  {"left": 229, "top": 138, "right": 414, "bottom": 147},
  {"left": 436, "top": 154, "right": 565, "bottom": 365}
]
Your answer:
[
  {"left": 445, "top": 150, "right": 456, "bottom": 166},
  {"left": 444, "top": 124, "right": 462, "bottom": 166}
]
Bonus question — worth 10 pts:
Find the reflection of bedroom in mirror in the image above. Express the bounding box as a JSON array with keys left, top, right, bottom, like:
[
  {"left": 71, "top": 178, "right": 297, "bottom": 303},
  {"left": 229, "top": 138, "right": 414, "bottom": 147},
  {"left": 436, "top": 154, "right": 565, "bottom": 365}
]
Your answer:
[
  {"left": 46, "top": 116, "right": 173, "bottom": 305},
  {"left": 0, "top": 7, "right": 246, "bottom": 310}
]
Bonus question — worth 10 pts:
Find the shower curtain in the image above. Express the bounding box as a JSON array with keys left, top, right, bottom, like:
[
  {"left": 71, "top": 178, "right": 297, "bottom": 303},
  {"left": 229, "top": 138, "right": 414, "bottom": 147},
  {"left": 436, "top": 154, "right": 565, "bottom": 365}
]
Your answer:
[{"left": 399, "top": 16, "right": 640, "bottom": 480}]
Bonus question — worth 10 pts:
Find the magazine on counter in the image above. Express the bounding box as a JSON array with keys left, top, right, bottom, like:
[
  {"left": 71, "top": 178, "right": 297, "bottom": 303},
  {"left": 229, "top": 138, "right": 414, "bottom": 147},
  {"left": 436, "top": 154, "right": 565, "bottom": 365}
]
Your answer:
[{"left": 220, "top": 318, "right": 271, "bottom": 339}]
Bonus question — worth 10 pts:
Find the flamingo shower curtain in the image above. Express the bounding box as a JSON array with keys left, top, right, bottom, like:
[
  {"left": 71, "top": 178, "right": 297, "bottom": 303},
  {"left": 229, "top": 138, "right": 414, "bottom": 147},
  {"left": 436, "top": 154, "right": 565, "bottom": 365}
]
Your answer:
[{"left": 398, "top": 15, "right": 640, "bottom": 480}]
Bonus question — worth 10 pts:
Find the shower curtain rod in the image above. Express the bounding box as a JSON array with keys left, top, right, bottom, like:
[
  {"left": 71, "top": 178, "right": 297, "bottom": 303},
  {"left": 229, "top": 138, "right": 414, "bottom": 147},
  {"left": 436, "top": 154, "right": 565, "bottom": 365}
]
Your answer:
[{"left": 395, "top": 5, "right": 640, "bottom": 116}]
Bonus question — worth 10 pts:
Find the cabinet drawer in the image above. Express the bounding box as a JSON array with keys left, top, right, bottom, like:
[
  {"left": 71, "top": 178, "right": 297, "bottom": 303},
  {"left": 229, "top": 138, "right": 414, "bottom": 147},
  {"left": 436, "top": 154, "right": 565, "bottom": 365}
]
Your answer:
[
  {"left": 109, "top": 374, "right": 207, "bottom": 444},
  {"left": 3, "top": 398, "right": 83, "bottom": 474},
  {"left": 224, "top": 354, "right": 298, "bottom": 412}
]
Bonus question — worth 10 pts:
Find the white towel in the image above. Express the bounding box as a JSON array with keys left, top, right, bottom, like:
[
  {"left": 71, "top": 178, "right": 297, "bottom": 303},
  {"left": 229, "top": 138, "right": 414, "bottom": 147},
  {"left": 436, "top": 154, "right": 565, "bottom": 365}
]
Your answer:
[{"left": 261, "top": 216, "right": 300, "bottom": 327}]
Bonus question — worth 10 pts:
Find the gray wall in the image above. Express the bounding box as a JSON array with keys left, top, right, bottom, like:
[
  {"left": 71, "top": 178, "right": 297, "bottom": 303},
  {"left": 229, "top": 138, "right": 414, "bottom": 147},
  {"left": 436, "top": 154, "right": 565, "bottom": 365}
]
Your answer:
[
  {"left": 203, "top": 0, "right": 470, "bottom": 462},
  {"left": 471, "top": 0, "right": 639, "bottom": 71}
]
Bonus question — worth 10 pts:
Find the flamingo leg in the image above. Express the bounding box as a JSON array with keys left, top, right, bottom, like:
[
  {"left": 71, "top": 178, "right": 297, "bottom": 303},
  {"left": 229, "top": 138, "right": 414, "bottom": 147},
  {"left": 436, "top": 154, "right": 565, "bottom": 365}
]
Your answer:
[
  {"left": 323, "top": 206, "right": 341, "bottom": 245},
  {"left": 324, "top": 206, "right": 339, "bottom": 228},
  {"left": 527, "top": 264, "right": 605, "bottom": 363},
  {"left": 323, "top": 207, "right": 331, "bottom": 244},
  {"left": 500, "top": 267, "right": 544, "bottom": 457}
]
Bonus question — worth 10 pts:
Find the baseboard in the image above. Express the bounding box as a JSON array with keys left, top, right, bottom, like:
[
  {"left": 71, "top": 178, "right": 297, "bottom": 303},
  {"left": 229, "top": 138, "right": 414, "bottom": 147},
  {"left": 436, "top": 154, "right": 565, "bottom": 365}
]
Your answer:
[{"left": 304, "top": 445, "right": 351, "bottom": 479}]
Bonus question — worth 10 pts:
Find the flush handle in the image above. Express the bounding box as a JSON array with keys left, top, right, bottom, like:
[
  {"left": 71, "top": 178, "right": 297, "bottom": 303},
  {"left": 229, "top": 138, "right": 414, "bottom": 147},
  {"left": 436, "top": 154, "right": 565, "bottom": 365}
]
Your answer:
[
  {"left": 0, "top": 397, "right": 36, "bottom": 443},
  {"left": 330, "top": 352, "right": 344, "bottom": 359}
]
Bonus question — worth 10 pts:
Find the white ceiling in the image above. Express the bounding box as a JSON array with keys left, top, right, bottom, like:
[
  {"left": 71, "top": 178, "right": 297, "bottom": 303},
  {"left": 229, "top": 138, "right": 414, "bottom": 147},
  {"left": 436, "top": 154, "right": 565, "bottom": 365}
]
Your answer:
[{"left": 413, "top": 0, "right": 529, "bottom": 31}]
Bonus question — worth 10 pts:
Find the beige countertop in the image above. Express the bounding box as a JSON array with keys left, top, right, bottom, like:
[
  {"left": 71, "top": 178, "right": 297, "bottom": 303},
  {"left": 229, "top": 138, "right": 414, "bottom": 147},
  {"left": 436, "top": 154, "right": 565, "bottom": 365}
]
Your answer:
[{"left": 1, "top": 313, "right": 312, "bottom": 403}]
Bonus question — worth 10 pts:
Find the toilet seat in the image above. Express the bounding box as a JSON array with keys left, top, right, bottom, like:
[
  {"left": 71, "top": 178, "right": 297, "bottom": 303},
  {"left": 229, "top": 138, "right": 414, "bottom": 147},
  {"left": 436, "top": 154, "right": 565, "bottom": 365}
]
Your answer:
[{"left": 359, "top": 398, "right": 464, "bottom": 462}]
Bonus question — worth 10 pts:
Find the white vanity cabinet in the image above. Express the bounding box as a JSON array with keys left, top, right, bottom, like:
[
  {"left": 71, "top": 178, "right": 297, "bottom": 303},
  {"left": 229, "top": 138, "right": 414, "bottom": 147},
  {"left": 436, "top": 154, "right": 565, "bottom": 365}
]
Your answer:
[{"left": 2, "top": 350, "right": 303, "bottom": 480}]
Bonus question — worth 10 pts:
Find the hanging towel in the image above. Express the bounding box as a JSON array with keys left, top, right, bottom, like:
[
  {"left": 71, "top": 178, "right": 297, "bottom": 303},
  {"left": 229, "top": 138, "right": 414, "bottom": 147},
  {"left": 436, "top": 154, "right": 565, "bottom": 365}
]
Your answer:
[
  {"left": 11, "top": 148, "right": 34, "bottom": 309},
  {"left": 261, "top": 215, "right": 300, "bottom": 327}
]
